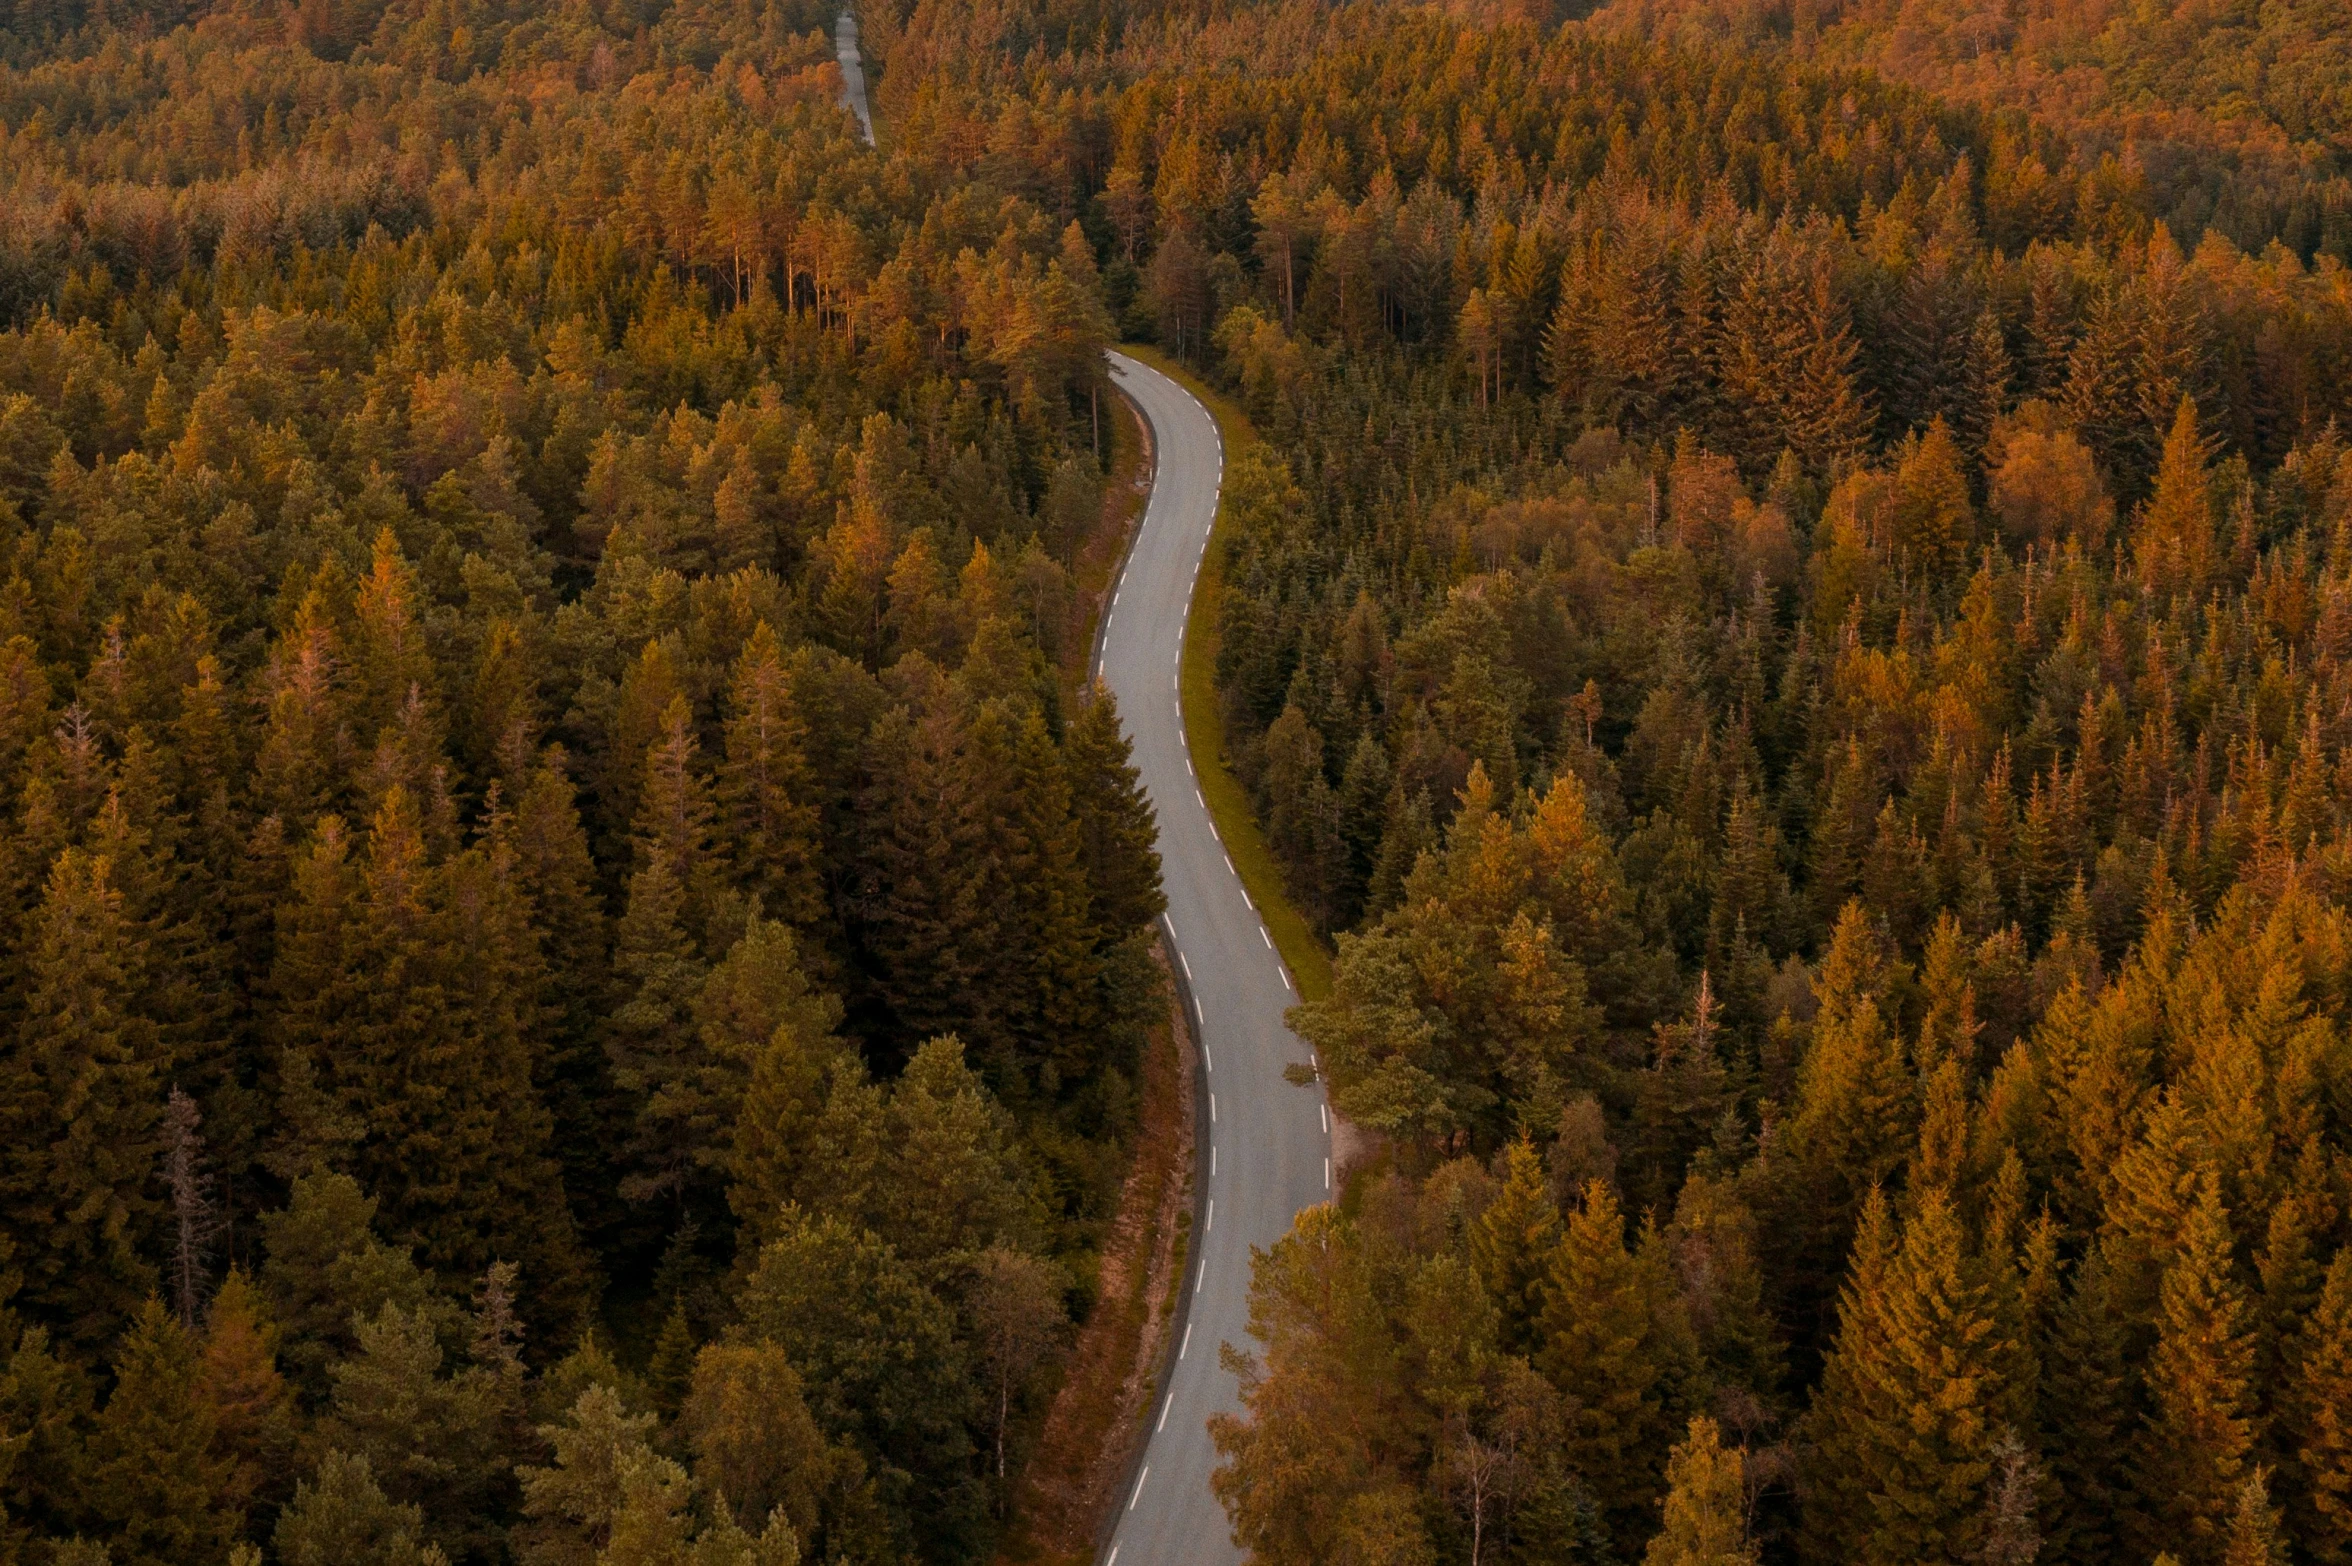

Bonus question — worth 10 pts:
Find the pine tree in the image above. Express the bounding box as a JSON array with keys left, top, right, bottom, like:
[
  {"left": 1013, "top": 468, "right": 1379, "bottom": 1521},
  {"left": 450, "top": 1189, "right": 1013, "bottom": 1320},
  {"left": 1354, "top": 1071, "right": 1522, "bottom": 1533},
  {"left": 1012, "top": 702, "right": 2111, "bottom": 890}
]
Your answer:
[
  {"left": 501, "top": 752, "right": 614, "bottom": 1246},
  {"left": 850, "top": 697, "right": 997, "bottom": 1052},
  {"left": 1629, "top": 974, "right": 1729, "bottom": 1213},
  {"left": 274, "top": 1451, "right": 450, "bottom": 1566},
  {"left": 1001, "top": 709, "right": 1102, "bottom": 1092},
  {"left": 1470, "top": 1137, "right": 1560, "bottom": 1356},
  {"left": 0, "top": 848, "right": 162, "bottom": 1349},
  {"left": 647, "top": 1297, "right": 697, "bottom": 1419},
  {"left": 1803, "top": 1185, "right": 2020, "bottom": 1566},
  {"left": 602, "top": 637, "right": 688, "bottom": 850},
  {"left": 726, "top": 933, "right": 853, "bottom": 1255},
  {"left": 305, "top": 789, "right": 573, "bottom": 1289},
  {"left": 2135, "top": 1178, "right": 2261, "bottom": 1563},
  {"left": 347, "top": 529, "right": 442, "bottom": 814},
  {"left": 267, "top": 817, "right": 365, "bottom": 1180},
  {"left": 2221, "top": 1471, "right": 2287, "bottom": 1566},
  {"left": 633, "top": 694, "right": 733, "bottom": 951},
  {"left": 1667, "top": 1174, "right": 1783, "bottom": 1404},
  {"left": 1643, "top": 1415, "right": 1755, "bottom": 1566},
  {"left": 718, "top": 623, "right": 822, "bottom": 931},
  {"left": 1770, "top": 903, "right": 1916, "bottom": 1309},
  {"left": 250, "top": 574, "right": 350, "bottom": 833},
  {"left": 256, "top": 1172, "right": 431, "bottom": 1405},
  {"left": 1537, "top": 1181, "right": 1692, "bottom": 1553},
  {"left": 2286, "top": 1251, "right": 2352, "bottom": 1562},
  {"left": 1064, "top": 683, "right": 1163, "bottom": 939},
  {"left": 607, "top": 835, "right": 711, "bottom": 1213},
  {"left": 85, "top": 1298, "right": 238, "bottom": 1566},
  {"left": 321, "top": 1304, "right": 516, "bottom": 1560},
  {"left": 197, "top": 1269, "right": 296, "bottom": 1521},
  {"left": 2133, "top": 398, "right": 2217, "bottom": 600},
  {"left": 1886, "top": 419, "right": 1976, "bottom": 580}
]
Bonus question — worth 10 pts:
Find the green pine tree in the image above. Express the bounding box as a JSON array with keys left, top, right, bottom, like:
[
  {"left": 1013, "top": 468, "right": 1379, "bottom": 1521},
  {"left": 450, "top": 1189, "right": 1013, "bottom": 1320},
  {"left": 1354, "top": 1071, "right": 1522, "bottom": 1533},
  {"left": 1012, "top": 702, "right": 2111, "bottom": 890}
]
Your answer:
[
  {"left": 84, "top": 1298, "right": 237, "bottom": 1566},
  {"left": 1470, "top": 1137, "right": 1560, "bottom": 1357},
  {"left": 718, "top": 623, "right": 823, "bottom": 932},
  {"left": 1536, "top": 1180, "right": 1692, "bottom": 1553},
  {"left": 0, "top": 849, "right": 163, "bottom": 1349},
  {"left": 274, "top": 1451, "right": 449, "bottom": 1566}
]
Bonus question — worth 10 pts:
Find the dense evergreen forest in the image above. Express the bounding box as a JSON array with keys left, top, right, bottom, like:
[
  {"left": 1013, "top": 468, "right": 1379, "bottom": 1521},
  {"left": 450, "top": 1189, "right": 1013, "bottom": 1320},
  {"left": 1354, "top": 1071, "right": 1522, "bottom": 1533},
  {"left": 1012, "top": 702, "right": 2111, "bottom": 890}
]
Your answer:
[
  {"left": 947, "top": 1, "right": 2352, "bottom": 1564},
  {"left": 7, "top": 0, "right": 2352, "bottom": 1562},
  {"left": 0, "top": 0, "right": 1169, "bottom": 1560}
]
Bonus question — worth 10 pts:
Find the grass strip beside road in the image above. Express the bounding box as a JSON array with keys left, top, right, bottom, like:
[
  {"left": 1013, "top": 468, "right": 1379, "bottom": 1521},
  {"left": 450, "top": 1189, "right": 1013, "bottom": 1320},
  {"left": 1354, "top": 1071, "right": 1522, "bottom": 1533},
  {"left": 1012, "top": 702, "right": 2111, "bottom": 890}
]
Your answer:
[{"left": 1116, "top": 343, "right": 1333, "bottom": 1006}]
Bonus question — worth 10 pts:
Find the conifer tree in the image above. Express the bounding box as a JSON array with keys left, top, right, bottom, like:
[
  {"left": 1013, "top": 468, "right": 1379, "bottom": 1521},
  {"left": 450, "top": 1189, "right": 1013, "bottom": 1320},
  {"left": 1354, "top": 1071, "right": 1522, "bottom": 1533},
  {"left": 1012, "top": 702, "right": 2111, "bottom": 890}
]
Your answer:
[
  {"left": 1063, "top": 684, "right": 1163, "bottom": 938},
  {"left": 1804, "top": 1184, "right": 2021, "bottom": 1565},
  {"left": 267, "top": 817, "right": 365, "bottom": 1179},
  {"left": 0, "top": 849, "right": 162, "bottom": 1348},
  {"left": 250, "top": 574, "right": 350, "bottom": 833},
  {"left": 1537, "top": 1181, "right": 1691, "bottom": 1552},
  {"left": 1770, "top": 903, "right": 1916, "bottom": 1308},
  {"left": 726, "top": 935, "right": 853, "bottom": 1254},
  {"left": 718, "top": 623, "right": 822, "bottom": 931},
  {"left": 347, "top": 530, "right": 441, "bottom": 815},
  {"left": 1471, "top": 1138, "right": 1560, "bottom": 1356},
  {"left": 2133, "top": 398, "right": 2218, "bottom": 600},
  {"left": 321, "top": 1303, "right": 517, "bottom": 1560},
  {"left": 1002, "top": 709, "right": 1101, "bottom": 1091},
  {"left": 1667, "top": 1174, "right": 1783, "bottom": 1403},
  {"left": 197, "top": 1268, "right": 296, "bottom": 1522},
  {"left": 84, "top": 1298, "right": 237, "bottom": 1566},
  {"left": 608, "top": 832, "right": 712, "bottom": 1214},
  {"left": 256, "top": 1172, "right": 431, "bottom": 1405},
  {"left": 647, "top": 1297, "right": 697, "bottom": 1419},
  {"left": 2135, "top": 1178, "right": 2261, "bottom": 1563},
  {"left": 637, "top": 694, "right": 733, "bottom": 947},
  {"left": 274, "top": 1451, "right": 449, "bottom": 1566},
  {"left": 851, "top": 697, "right": 997, "bottom": 1051},
  {"left": 2286, "top": 1251, "right": 2352, "bottom": 1561},
  {"left": 2221, "top": 1471, "right": 2287, "bottom": 1566},
  {"left": 1644, "top": 1415, "right": 1755, "bottom": 1566},
  {"left": 1629, "top": 974, "right": 1730, "bottom": 1211}
]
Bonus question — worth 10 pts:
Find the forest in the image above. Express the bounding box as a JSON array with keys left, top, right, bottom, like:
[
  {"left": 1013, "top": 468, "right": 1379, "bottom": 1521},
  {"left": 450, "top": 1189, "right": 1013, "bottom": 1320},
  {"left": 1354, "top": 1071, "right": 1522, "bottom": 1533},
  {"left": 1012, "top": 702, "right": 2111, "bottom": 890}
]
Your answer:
[
  {"left": 4, "top": 0, "right": 2352, "bottom": 1561},
  {"left": 0, "top": 0, "right": 1166, "bottom": 1560}
]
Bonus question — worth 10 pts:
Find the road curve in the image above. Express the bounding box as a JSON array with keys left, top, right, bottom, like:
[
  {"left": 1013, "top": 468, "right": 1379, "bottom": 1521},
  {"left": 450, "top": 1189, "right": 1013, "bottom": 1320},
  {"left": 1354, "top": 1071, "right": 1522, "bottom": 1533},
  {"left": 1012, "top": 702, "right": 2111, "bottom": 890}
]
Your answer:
[
  {"left": 835, "top": 10, "right": 875, "bottom": 146},
  {"left": 1098, "top": 353, "right": 1331, "bottom": 1565}
]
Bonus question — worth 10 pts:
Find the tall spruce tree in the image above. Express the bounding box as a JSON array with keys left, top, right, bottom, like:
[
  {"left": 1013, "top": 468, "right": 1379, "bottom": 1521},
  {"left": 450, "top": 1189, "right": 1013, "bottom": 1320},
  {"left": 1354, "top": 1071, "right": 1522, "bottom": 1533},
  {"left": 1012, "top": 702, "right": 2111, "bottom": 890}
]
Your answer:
[
  {"left": 0, "top": 849, "right": 163, "bottom": 1348},
  {"left": 84, "top": 1298, "right": 237, "bottom": 1566},
  {"left": 2286, "top": 1250, "right": 2352, "bottom": 1561},
  {"left": 718, "top": 623, "right": 823, "bottom": 933},
  {"left": 2134, "top": 1178, "right": 2261, "bottom": 1564},
  {"left": 1536, "top": 1180, "right": 1693, "bottom": 1553},
  {"left": 1804, "top": 1184, "right": 2023, "bottom": 1566}
]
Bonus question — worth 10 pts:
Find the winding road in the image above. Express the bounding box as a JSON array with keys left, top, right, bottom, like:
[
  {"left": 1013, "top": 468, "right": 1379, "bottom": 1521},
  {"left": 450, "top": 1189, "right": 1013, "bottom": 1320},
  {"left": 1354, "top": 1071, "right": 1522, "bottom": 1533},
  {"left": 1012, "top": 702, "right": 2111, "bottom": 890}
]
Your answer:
[
  {"left": 830, "top": 13, "right": 1323, "bottom": 1554},
  {"left": 1096, "top": 354, "right": 1331, "bottom": 1565}
]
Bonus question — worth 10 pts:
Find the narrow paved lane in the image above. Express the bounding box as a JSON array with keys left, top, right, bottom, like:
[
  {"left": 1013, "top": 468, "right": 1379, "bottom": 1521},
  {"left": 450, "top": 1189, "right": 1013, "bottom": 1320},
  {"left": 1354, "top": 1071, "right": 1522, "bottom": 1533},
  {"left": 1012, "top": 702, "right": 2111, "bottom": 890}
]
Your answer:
[
  {"left": 1097, "top": 353, "right": 1331, "bottom": 1565},
  {"left": 834, "top": 10, "right": 874, "bottom": 146}
]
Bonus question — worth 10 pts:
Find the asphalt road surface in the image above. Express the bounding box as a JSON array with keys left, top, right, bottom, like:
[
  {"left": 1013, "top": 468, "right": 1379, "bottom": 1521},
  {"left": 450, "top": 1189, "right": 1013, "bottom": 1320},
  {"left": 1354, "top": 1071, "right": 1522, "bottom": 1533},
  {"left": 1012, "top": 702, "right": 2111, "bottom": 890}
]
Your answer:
[
  {"left": 835, "top": 11, "right": 874, "bottom": 146},
  {"left": 1096, "top": 352, "right": 1332, "bottom": 1565}
]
